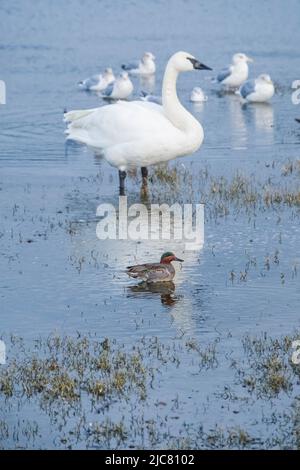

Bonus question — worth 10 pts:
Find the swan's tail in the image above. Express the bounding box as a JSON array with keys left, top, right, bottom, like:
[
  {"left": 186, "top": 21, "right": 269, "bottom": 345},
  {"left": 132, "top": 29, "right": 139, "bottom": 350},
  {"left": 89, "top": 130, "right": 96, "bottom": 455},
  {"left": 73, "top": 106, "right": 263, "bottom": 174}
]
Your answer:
[
  {"left": 63, "top": 108, "right": 97, "bottom": 123},
  {"left": 64, "top": 108, "right": 98, "bottom": 144}
]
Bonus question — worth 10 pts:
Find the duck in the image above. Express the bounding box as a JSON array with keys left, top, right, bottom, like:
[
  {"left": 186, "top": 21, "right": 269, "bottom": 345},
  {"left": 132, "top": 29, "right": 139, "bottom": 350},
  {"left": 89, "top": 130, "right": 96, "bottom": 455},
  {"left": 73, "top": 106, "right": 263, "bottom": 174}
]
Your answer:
[
  {"left": 64, "top": 51, "right": 211, "bottom": 194},
  {"left": 101, "top": 72, "right": 133, "bottom": 100},
  {"left": 190, "top": 87, "right": 208, "bottom": 102},
  {"left": 126, "top": 252, "right": 183, "bottom": 283},
  {"left": 78, "top": 68, "right": 115, "bottom": 92},
  {"left": 239, "top": 74, "right": 275, "bottom": 103},
  {"left": 216, "top": 53, "right": 253, "bottom": 89},
  {"left": 122, "top": 52, "right": 156, "bottom": 75}
]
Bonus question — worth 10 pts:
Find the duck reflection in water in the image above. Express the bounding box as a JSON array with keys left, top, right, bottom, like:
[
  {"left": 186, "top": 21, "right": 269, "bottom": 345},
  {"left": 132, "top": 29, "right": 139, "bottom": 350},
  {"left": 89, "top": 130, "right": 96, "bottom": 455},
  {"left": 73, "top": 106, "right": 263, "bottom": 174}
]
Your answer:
[{"left": 127, "top": 281, "right": 180, "bottom": 307}]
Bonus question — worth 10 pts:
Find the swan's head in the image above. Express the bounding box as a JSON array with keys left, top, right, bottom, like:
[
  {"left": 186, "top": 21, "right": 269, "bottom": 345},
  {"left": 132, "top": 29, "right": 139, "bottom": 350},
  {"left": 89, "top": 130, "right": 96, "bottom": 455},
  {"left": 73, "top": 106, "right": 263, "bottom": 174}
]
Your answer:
[
  {"left": 257, "top": 73, "right": 273, "bottom": 84},
  {"left": 232, "top": 53, "right": 253, "bottom": 64},
  {"left": 143, "top": 52, "right": 155, "bottom": 62},
  {"left": 170, "top": 51, "right": 212, "bottom": 72}
]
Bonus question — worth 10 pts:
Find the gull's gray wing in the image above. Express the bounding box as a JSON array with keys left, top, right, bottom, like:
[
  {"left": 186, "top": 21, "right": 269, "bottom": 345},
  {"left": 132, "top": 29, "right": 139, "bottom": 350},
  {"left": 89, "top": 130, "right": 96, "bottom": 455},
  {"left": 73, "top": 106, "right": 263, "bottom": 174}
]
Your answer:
[
  {"left": 240, "top": 79, "right": 256, "bottom": 98},
  {"left": 217, "top": 67, "right": 232, "bottom": 83},
  {"left": 102, "top": 82, "right": 114, "bottom": 97},
  {"left": 122, "top": 60, "right": 139, "bottom": 71},
  {"left": 79, "top": 74, "right": 100, "bottom": 90}
]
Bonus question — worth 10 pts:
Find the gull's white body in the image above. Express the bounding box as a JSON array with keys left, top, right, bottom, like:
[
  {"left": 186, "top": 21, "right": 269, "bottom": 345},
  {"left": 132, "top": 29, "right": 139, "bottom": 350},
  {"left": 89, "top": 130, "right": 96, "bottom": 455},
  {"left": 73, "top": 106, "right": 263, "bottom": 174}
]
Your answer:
[
  {"left": 65, "top": 52, "right": 204, "bottom": 171},
  {"left": 190, "top": 87, "right": 207, "bottom": 102},
  {"left": 101, "top": 72, "right": 133, "bottom": 100},
  {"left": 79, "top": 68, "right": 115, "bottom": 91},
  {"left": 122, "top": 52, "right": 156, "bottom": 75},
  {"left": 239, "top": 74, "right": 275, "bottom": 103},
  {"left": 217, "top": 53, "right": 253, "bottom": 89}
]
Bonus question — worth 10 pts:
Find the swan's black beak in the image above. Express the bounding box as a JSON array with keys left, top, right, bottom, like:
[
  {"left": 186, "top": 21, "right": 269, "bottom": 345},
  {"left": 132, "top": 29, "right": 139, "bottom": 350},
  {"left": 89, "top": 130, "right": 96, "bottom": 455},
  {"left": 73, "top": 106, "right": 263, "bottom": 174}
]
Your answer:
[{"left": 187, "top": 57, "right": 212, "bottom": 70}]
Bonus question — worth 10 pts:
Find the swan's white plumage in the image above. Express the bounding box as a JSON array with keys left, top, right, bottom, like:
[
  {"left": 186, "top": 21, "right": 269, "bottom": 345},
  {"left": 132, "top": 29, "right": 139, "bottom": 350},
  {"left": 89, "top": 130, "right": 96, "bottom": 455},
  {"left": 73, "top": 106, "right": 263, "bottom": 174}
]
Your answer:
[
  {"left": 65, "top": 101, "right": 186, "bottom": 169},
  {"left": 65, "top": 51, "right": 206, "bottom": 171}
]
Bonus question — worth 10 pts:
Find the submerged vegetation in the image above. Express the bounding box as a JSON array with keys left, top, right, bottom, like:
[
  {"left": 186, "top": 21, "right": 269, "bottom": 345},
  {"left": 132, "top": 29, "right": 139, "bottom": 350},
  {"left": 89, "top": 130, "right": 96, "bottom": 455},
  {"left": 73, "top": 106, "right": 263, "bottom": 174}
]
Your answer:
[{"left": 1, "top": 332, "right": 300, "bottom": 449}]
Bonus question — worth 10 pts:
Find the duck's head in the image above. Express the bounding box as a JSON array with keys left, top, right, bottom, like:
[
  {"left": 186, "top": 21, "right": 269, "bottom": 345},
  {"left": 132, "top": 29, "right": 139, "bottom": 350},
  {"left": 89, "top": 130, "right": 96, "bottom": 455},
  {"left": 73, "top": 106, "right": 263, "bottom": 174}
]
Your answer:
[
  {"left": 160, "top": 252, "right": 184, "bottom": 264},
  {"left": 170, "top": 51, "right": 212, "bottom": 72},
  {"left": 232, "top": 53, "right": 253, "bottom": 64},
  {"left": 257, "top": 73, "right": 273, "bottom": 84}
]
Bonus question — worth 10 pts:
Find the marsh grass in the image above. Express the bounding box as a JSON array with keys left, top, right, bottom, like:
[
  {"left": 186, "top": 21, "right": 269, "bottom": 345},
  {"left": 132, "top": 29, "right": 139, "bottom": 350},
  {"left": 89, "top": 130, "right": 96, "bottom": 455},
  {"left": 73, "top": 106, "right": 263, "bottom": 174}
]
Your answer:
[
  {"left": 1, "top": 332, "right": 300, "bottom": 449},
  {"left": 149, "top": 162, "right": 300, "bottom": 216}
]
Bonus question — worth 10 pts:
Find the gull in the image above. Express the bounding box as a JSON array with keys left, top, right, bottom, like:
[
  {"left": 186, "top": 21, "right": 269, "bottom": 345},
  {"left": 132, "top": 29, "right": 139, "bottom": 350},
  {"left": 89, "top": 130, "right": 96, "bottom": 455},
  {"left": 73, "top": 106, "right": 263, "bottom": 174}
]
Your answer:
[
  {"left": 217, "top": 53, "right": 253, "bottom": 89},
  {"left": 190, "top": 87, "right": 208, "bottom": 102},
  {"left": 238, "top": 74, "right": 275, "bottom": 102},
  {"left": 122, "top": 52, "right": 156, "bottom": 75},
  {"left": 101, "top": 72, "right": 133, "bottom": 100},
  {"left": 78, "top": 68, "right": 115, "bottom": 91}
]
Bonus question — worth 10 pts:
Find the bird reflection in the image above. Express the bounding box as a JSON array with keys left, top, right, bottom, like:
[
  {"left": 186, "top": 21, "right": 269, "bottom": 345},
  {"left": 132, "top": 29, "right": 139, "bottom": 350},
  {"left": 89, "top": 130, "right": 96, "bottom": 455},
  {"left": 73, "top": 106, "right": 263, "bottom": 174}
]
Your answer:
[
  {"left": 228, "top": 94, "right": 247, "bottom": 149},
  {"left": 139, "top": 75, "right": 155, "bottom": 93},
  {"left": 252, "top": 102, "right": 274, "bottom": 133},
  {"left": 127, "top": 281, "right": 181, "bottom": 307},
  {"left": 192, "top": 102, "right": 205, "bottom": 113}
]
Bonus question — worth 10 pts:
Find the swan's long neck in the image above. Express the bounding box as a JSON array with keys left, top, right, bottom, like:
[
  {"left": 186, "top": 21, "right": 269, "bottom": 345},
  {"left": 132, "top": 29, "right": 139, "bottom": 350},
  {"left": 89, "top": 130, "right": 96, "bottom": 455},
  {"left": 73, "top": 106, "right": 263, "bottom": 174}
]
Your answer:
[{"left": 162, "top": 61, "right": 199, "bottom": 132}]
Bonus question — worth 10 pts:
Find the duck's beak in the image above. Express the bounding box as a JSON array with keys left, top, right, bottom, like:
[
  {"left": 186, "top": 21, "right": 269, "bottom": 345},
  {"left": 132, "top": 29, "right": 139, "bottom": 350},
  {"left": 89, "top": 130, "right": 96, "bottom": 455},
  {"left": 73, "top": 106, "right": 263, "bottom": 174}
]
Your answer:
[
  {"left": 188, "top": 58, "right": 212, "bottom": 70},
  {"left": 175, "top": 257, "right": 184, "bottom": 262}
]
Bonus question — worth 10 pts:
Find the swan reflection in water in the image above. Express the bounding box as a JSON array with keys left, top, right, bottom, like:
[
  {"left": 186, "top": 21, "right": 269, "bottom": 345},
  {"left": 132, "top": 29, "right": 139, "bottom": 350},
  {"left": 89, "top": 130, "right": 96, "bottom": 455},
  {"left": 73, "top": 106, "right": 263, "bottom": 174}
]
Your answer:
[{"left": 127, "top": 281, "right": 181, "bottom": 307}]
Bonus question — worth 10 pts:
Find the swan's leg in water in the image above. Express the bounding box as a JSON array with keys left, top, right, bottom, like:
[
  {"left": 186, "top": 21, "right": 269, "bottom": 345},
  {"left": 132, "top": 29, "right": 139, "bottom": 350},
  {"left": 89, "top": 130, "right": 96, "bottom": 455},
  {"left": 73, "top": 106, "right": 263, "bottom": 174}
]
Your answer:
[
  {"left": 119, "top": 170, "right": 127, "bottom": 195},
  {"left": 141, "top": 167, "right": 148, "bottom": 182},
  {"left": 140, "top": 167, "right": 149, "bottom": 200}
]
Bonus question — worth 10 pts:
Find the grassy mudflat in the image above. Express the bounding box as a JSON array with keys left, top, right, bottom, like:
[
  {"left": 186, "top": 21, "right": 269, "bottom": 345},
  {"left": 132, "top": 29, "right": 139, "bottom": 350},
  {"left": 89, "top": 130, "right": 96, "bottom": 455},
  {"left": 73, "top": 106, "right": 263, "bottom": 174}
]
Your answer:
[{"left": 1, "top": 331, "right": 300, "bottom": 449}]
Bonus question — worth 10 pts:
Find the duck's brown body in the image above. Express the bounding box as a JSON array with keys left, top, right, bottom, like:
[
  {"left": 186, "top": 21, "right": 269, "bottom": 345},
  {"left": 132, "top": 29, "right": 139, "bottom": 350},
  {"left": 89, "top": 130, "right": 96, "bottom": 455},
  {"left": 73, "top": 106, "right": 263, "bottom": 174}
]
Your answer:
[
  {"left": 126, "top": 262, "right": 175, "bottom": 283},
  {"left": 126, "top": 252, "right": 183, "bottom": 284}
]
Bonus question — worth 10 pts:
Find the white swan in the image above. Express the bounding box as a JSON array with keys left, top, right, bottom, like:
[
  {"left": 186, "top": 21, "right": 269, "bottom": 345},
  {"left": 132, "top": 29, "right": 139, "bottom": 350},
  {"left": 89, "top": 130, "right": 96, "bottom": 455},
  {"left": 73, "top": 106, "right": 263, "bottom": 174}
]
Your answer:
[
  {"left": 64, "top": 51, "right": 211, "bottom": 193},
  {"left": 217, "top": 53, "right": 253, "bottom": 89},
  {"left": 78, "top": 68, "right": 115, "bottom": 91},
  {"left": 122, "top": 52, "right": 156, "bottom": 75},
  {"left": 101, "top": 72, "right": 133, "bottom": 100},
  {"left": 238, "top": 74, "right": 275, "bottom": 103}
]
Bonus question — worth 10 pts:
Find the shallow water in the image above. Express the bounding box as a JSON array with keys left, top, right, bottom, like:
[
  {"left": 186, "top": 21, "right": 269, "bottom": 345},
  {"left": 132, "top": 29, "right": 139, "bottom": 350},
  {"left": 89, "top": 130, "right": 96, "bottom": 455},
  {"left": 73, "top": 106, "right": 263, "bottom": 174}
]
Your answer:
[{"left": 1, "top": 0, "right": 300, "bottom": 449}]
